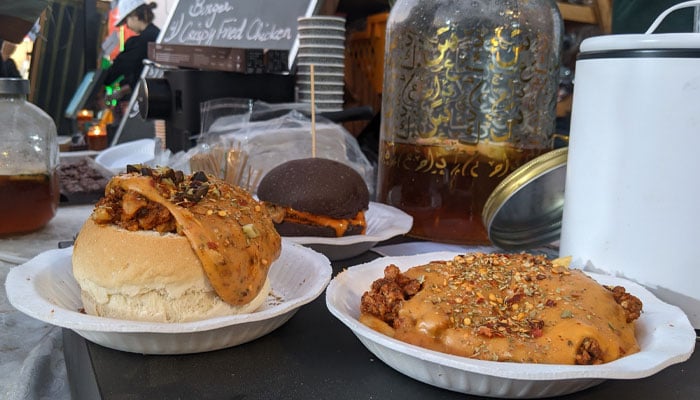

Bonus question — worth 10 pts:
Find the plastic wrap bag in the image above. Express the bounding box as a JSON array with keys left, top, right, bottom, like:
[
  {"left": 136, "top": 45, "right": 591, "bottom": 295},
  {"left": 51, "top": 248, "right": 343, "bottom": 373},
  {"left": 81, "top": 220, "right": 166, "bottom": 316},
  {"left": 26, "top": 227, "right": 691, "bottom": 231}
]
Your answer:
[{"left": 183, "top": 99, "right": 376, "bottom": 197}]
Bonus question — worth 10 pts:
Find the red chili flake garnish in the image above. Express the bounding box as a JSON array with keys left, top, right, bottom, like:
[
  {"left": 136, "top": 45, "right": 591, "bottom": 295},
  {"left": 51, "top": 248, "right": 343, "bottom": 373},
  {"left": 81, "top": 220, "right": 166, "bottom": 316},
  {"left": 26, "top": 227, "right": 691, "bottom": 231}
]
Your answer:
[
  {"left": 505, "top": 293, "right": 523, "bottom": 305},
  {"left": 477, "top": 326, "right": 494, "bottom": 338},
  {"left": 529, "top": 319, "right": 545, "bottom": 330},
  {"left": 545, "top": 299, "right": 557, "bottom": 307},
  {"left": 207, "top": 241, "right": 218, "bottom": 249}
]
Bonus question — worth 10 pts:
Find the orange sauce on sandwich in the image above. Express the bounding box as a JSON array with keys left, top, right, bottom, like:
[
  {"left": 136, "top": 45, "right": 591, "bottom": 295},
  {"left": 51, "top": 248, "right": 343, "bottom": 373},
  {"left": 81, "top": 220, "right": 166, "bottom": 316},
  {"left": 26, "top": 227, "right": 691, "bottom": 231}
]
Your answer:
[
  {"left": 276, "top": 207, "right": 366, "bottom": 237},
  {"left": 107, "top": 174, "right": 281, "bottom": 306}
]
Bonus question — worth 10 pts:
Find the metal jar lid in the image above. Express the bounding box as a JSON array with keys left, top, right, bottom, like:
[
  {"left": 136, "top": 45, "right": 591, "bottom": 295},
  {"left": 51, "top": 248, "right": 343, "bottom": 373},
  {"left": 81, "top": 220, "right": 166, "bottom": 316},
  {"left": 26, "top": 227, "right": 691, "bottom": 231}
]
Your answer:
[
  {"left": 482, "top": 147, "right": 567, "bottom": 250},
  {"left": 577, "top": 1, "right": 700, "bottom": 60},
  {"left": 0, "top": 78, "right": 30, "bottom": 95}
]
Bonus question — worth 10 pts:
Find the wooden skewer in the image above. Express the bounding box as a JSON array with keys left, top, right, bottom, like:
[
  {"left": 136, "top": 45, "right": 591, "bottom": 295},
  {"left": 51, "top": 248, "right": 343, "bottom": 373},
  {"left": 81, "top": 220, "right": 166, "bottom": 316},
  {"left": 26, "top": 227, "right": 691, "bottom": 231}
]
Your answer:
[{"left": 311, "top": 64, "right": 316, "bottom": 158}]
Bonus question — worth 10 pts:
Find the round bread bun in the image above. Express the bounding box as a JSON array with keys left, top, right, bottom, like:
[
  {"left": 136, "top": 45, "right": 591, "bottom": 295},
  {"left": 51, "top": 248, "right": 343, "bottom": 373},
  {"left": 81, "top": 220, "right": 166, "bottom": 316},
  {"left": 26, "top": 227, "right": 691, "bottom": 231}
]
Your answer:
[
  {"left": 257, "top": 158, "right": 370, "bottom": 237},
  {"left": 72, "top": 218, "right": 270, "bottom": 323}
]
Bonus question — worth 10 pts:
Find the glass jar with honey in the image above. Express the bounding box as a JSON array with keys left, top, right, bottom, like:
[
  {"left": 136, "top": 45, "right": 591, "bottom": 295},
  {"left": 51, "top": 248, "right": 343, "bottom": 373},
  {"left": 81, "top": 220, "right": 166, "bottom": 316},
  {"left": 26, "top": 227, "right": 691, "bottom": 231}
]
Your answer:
[
  {"left": 0, "top": 78, "right": 59, "bottom": 235},
  {"left": 377, "top": 0, "right": 563, "bottom": 244}
]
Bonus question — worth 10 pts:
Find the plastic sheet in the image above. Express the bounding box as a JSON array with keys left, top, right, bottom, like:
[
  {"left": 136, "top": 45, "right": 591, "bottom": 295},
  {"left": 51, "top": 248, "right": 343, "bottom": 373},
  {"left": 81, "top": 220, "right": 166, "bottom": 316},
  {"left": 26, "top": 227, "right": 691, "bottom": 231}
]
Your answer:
[{"left": 177, "top": 99, "right": 376, "bottom": 196}]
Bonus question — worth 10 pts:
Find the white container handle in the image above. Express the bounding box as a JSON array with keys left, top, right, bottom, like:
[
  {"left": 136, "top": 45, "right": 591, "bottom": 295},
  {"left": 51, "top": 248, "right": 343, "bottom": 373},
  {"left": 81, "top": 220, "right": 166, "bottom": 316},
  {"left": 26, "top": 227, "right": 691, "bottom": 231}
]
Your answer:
[{"left": 646, "top": 0, "right": 700, "bottom": 34}]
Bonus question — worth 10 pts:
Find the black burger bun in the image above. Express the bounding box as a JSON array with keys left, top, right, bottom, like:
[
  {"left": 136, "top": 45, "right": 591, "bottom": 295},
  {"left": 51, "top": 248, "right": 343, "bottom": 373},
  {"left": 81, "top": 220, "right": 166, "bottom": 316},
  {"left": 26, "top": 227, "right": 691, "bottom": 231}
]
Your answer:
[{"left": 257, "top": 158, "right": 370, "bottom": 237}]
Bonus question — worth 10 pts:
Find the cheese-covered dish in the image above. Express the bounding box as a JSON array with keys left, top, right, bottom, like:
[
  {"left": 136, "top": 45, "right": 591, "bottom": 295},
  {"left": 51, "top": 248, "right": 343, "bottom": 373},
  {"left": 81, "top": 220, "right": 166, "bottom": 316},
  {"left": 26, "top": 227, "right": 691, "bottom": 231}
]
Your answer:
[
  {"left": 360, "top": 253, "right": 643, "bottom": 365},
  {"left": 72, "top": 165, "right": 281, "bottom": 322}
]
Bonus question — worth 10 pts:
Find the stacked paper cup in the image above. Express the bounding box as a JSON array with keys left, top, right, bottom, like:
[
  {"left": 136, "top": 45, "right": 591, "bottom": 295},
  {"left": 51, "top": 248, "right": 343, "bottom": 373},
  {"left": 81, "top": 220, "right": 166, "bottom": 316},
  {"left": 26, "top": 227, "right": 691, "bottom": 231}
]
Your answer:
[{"left": 296, "top": 16, "right": 346, "bottom": 113}]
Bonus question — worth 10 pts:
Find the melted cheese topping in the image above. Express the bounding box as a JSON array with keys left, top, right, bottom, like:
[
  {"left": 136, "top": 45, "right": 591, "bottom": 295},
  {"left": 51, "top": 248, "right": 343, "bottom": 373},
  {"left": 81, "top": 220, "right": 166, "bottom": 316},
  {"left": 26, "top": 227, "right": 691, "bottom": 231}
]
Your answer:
[
  {"left": 361, "top": 254, "right": 640, "bottom": 364},
  {"left": 108, "top": 175, "right": 281, "bottom": 306},
  {"left": 276, "top": 207, "right": 366, "bottom": 237}
]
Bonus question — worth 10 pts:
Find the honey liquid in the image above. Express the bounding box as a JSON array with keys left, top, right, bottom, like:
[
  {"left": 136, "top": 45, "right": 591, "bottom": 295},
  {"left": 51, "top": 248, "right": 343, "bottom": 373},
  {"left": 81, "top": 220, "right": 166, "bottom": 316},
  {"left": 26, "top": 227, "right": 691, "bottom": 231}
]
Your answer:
[
  {"left": 0, "top": 173, "right": 59, "bottom": 235},
  {"left": 377, "top": 141, "right": 547, "bottom": 244}
]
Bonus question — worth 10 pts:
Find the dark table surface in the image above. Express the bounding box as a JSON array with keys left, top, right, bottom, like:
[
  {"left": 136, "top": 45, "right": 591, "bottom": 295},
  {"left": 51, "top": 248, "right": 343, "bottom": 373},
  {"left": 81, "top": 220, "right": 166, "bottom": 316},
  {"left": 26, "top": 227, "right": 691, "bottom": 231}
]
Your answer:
[{"left": 63, "top": 249, "right": 700, "bottom": 400}]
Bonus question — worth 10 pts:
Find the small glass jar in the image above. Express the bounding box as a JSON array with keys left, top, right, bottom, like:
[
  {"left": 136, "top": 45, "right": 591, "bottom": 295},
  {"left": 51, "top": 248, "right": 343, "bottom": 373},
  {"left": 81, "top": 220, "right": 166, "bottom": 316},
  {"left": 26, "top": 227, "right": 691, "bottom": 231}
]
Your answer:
[
  {"left": 0, "top": 78, "right": 59, "bottom": 235},
  {"left": 377, "top": 0, "right": 563, "bottom": 244}
]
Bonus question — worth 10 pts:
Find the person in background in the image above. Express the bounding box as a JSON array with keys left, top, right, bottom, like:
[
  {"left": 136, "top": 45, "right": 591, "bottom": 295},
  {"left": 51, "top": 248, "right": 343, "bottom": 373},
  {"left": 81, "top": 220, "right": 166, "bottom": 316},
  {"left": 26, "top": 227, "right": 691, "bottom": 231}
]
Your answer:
[
  {"left": 0, "top": 40, "right": 21, "bottom": 78},
  {"left": 103, "top": 0, "right": 160, "bottom": 95}
]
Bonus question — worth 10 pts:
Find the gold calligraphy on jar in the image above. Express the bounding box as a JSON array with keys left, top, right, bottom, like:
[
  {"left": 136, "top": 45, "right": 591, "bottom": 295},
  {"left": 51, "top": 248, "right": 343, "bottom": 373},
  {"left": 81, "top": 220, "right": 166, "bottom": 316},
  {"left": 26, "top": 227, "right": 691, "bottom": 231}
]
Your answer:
[
  {"left": 381, "top": 140, "right": 514, "bottom": 184},
  {"left": 377, "top": 3, "right": 560, "bottom": 244},
  {"left": 383, "top": 13, "right": 554, "bottom": 146}
]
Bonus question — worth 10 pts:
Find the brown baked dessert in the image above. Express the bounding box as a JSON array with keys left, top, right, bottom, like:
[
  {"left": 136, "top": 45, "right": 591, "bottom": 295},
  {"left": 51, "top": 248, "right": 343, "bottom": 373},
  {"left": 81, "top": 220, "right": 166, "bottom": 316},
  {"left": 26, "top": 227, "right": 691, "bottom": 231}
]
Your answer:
[
  {"left": 58, "top": 158, "right": 111, "bottom": 204},
  {"left": 72, "top": 165, "right": 282, "bottom": 322},
  {"left": 360, "top": 253, "right": 643, "bottom": 365}
]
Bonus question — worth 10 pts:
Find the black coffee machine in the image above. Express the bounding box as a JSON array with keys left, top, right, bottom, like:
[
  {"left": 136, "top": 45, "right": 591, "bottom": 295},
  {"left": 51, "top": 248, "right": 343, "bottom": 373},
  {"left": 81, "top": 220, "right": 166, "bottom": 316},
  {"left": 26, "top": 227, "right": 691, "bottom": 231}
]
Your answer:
[{"left": 137, "top": 69, "right": 295, "bottom": 153}]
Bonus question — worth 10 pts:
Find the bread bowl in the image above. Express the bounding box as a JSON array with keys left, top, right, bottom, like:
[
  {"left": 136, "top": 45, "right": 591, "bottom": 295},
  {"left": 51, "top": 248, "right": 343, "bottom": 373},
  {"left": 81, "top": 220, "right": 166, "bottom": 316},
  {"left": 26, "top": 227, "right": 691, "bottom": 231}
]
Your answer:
[{"left": 72, "top": 165, "right": 281, "bottom": 322}]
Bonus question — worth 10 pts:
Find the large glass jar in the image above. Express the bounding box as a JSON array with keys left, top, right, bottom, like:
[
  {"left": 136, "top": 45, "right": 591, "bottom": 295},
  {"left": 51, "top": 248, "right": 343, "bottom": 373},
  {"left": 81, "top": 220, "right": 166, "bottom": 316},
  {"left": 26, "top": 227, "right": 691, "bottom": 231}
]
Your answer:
[
  {"left": 0, "top": 78, "right": 59, "bottom": 235},
  {"left": 377, "top": 0, "right": 563, "bottom": 244}
]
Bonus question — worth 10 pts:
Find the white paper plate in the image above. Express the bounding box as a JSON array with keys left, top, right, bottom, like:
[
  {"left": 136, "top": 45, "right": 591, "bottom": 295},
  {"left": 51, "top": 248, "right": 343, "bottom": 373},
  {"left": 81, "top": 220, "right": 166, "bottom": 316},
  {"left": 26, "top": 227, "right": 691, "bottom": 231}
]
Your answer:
[
  {"left": 6, "top": 239, "right": 332, "bottom": 355},
  {"left": 286, "top": 202, "right": 413, "bottom": 261},
  {"left": 326, "top": 252, "right": 696, "bottom": 398},
  {"left": 95, "top": 138, "right": 155, "bottom": 174}
]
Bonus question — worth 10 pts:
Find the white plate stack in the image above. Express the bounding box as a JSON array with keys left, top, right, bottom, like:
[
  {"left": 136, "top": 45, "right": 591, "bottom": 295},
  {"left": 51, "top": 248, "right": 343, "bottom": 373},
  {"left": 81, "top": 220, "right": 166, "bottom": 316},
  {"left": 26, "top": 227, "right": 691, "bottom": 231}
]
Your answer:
[{"left": 296, "top": 16, "right": 346, "bottom": 113}]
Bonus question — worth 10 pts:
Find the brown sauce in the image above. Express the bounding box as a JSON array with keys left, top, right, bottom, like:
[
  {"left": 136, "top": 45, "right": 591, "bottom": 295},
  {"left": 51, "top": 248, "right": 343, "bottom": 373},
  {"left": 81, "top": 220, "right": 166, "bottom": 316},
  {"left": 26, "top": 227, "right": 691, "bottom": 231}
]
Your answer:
[
  {"left": 377, "top": 141, "right": 547, "bottom": 244},
  {"left": 0, "top": 173, "right": 59, "bottom": 235}
]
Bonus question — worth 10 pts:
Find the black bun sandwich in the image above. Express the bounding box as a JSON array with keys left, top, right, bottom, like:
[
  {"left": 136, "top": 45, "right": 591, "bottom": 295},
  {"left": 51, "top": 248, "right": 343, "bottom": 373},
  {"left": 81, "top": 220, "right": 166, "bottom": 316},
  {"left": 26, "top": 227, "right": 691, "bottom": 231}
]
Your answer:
[{"left": 257, "top": 158, "right": 370, "bottom": 237}]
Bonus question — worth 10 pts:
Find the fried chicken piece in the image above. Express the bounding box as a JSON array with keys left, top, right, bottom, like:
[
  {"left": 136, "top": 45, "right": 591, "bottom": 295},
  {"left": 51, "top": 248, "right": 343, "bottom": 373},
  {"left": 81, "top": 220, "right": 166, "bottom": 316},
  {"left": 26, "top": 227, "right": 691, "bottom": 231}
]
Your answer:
[
  {"left": 360, "top": 264, "right": 421, "bottom": 326},
  {"left": 576, "top": 337, "right": 604, "bottom": 365},
  {"left": 96, "top": 188, "right": 176, "bottom": 232},
  {"left": 608, "top": 286, "right": 643, "bottom": 323},
  {"left": 92, "top": 166, "right": 203, "bottom": 233}
]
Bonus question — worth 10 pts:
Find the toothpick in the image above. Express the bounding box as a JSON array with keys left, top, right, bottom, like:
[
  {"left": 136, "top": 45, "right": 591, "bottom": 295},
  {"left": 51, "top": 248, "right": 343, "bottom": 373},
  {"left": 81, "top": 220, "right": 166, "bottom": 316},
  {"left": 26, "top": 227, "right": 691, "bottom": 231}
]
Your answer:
[{"left": 311, "top": 64, "right": 316, "bottom": 158}]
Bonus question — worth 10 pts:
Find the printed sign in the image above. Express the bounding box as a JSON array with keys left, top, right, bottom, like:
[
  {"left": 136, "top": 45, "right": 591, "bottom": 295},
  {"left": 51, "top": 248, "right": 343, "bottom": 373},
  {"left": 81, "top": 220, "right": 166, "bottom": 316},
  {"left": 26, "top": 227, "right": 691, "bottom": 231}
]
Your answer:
[{"left": 161, "top": 0, "right": 318, "bottom": 50}]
